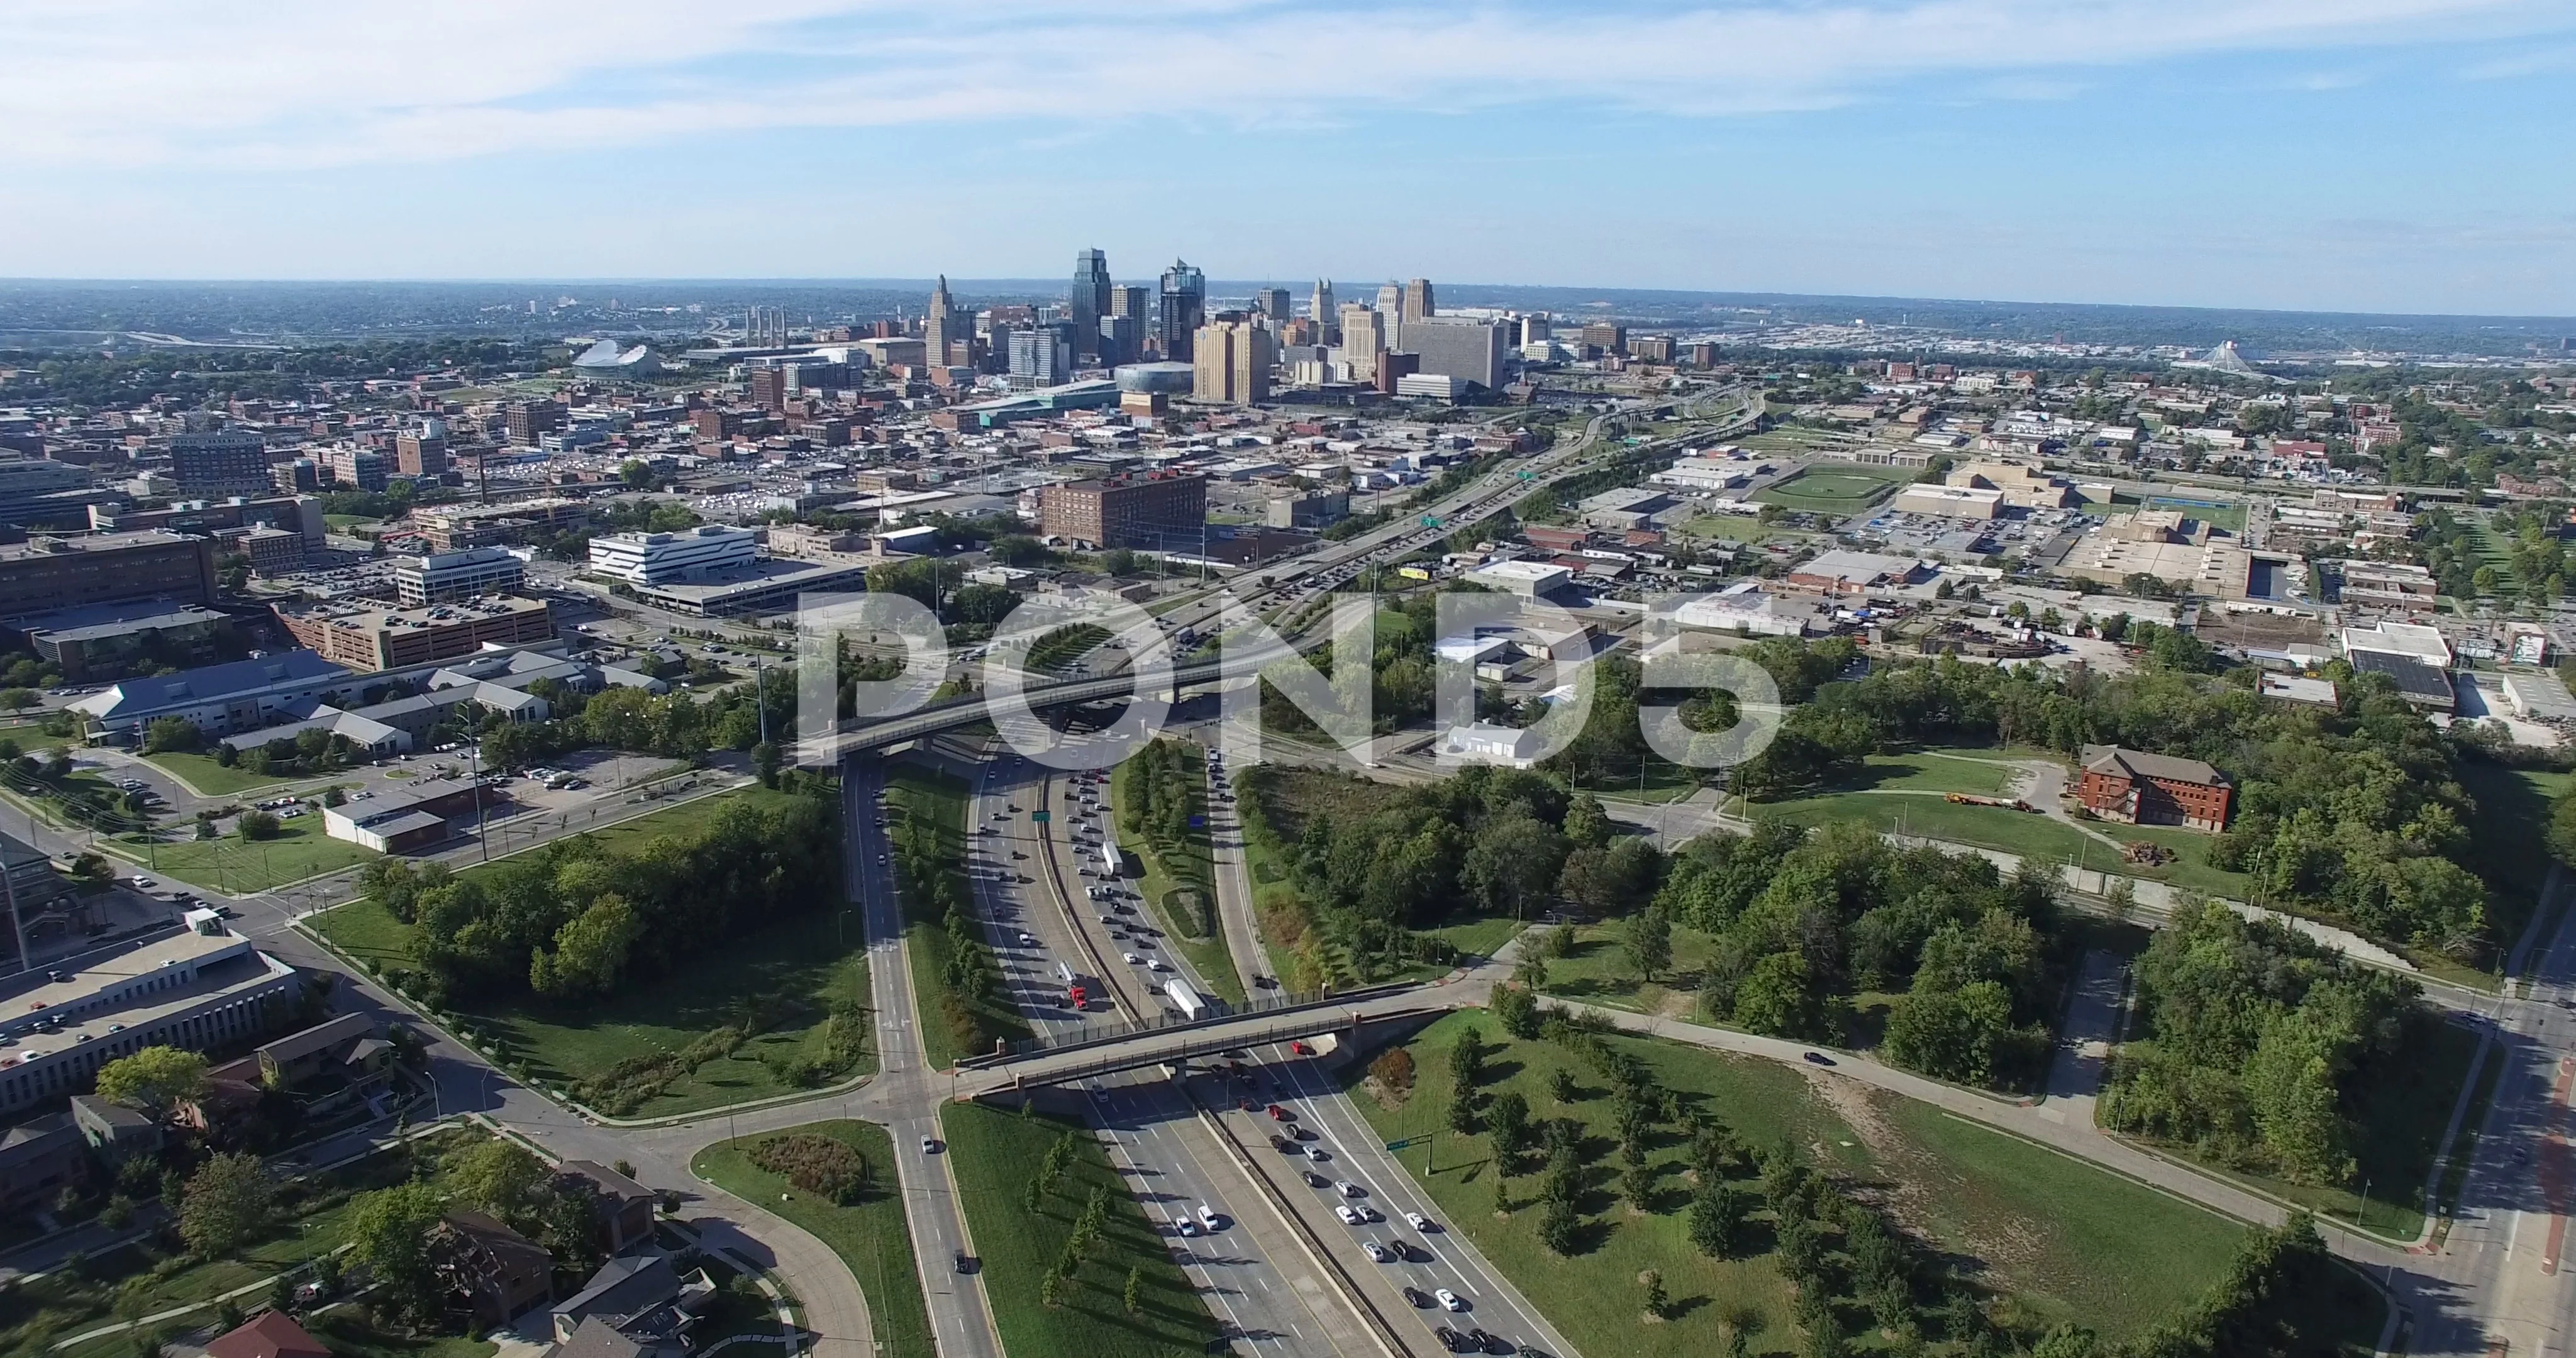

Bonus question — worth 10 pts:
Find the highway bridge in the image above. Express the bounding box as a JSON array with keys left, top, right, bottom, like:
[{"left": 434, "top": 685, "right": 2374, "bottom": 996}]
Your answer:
[{"left": 949, "top": 994, "right": 1458, "bottom": 1100}]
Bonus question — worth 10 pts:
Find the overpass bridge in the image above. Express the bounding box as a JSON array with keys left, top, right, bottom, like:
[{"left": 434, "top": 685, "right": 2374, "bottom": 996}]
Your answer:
[
  {"left": 808, "top": 650, "right": 1261, "bottom": 761},
  {"left": 946, "top": 989, "right": 1466, "bottom": 1100}
]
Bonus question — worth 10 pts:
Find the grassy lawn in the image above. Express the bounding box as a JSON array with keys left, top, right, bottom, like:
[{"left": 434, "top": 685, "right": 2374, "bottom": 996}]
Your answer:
[
  {"left": 1108, "top": 749, "right": 1244, "bottom": 1007},
  {"left": 5, "top": 1127, "right": 486, "bottom": 1358},
  {"left": 939, "top": 1100, "right": 1216, "bottom": 1358},
  {"left": 1750, "top": 465, "right": 1908, "bottom": 515},
  {"left": 119, "top": 821, "right": 377, "bottom": 893},
  {"left": 144, "top": 751, "right": 301, "bottom": 795},
  {"left": 1428, "top": 915, "right": 1526, "bottom": 963},
  {"left": 885, "top": 767, "right": 1030, "bottom": 1070},
  {"left": 691, "top": 1120, "right": 933, "bottom": 1358},
  {"left": 2457, "top": 761, "right": 2567, "bottom": 949},
  {"left": 1347, "top": 1011, "right": 2280, "bottom": 1355},
  {"left": 310, "top": 898, "right": 873, "bottom": 1118},
  {"left": 1533, "top": 923, "right": 1723, "bottom": 1017},
  {"left": 2140, "top": 496, "right": 2249, "bottom": 531},
  {"left": 1843, "top": 751, "right": 2016, "bottom": 795},
  {"left": 1760, "top": 792, "right": 2092, "bottom": 863},
  {"left": 299, "top": 1311, "right": 497, "bottom": 1358}
]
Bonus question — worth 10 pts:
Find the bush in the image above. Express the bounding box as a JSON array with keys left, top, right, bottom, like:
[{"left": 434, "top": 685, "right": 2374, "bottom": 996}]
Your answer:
[
  {"left": 1369, "top": 1047, "right": 1416, "bottom": 1095},
  {"left": 236, "top": 810, "right": 282, "bottom": 841},
  {"left": 747, "top": 1133, "right": 870, "bottom": 1204}
]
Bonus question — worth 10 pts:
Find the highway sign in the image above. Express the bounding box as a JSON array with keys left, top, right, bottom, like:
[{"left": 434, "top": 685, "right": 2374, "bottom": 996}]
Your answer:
[
  {"left": 1419, "top": 515, "right": 1442, "bottom": 527},
  {"left": 1517, "top": 470, "right": 1536, "bottom": 482},
  {"left": 1032, "top": 810, "right": 1050, "bottom": 823},
  {"left": 1385, "top": 1136, "right": 1425, "bottom": 1151}
]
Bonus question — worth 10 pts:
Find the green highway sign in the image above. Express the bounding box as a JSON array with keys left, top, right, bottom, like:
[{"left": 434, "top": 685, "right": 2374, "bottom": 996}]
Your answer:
[
  {"left": 1385, "top": 1137, "right": 1425, "bottom": 1151},
  {"left": 1517, "top": 470, "right": 1536, "bottom": 482},
  {"left": 1032, "top": 810, "right": 1050, "bottom": 823},
  {"left": 1419, "top": 515, "right": 1442, "bottom": 527}
]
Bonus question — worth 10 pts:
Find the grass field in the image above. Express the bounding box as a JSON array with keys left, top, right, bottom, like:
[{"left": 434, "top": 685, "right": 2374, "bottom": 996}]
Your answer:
[
  {"left": 2140, "top": 496, "right": 2249, "bottom": 531},
  {"left": 885, "top": 768, "right": 1030, "bottom": 1069},
  {"left": 125, "top": 820, "right": 377, "bottom": 892},
  {"left": 1533, "top": 922, "right": 1722, "bottom": 1017},
  {"left": 1754, "top": 783, "right": 2253, "bottom": 900},
  {"left": 1345, "top": 1011, "right": 2279, "bottom": 1355},
  {"left": 1108, "top": 750, "right": 1243, "bottom": 1007},
  {"left": 1750, "top": 465, "right": 1909, "bottom": 515},
  {"left": 691, "top": 1120, "right": 933, "bottom": 1358},
  {"left": 2457, "top": 761, "right": 2568, "bottom": 947},
  {"left": 1843, "top": 751, "right": 2017, "bottom": 795},
  {"left": 313, "top": 897, "right": 873, "bottom": 1117},
  {"left": 143, "top": 750, "right": 301, "bottom": 795},
  {"left": 940, "top": 1100, "right": 1216, "bottom": 1358}
]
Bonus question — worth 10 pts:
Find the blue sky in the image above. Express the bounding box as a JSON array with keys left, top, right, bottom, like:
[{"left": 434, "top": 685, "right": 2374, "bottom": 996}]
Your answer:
[{"left": 4, "top": 0, "right": 2573, "bottom": 315}]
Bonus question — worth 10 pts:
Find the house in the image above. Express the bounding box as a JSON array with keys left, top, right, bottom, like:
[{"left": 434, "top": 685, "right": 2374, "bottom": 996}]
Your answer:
[
  {"left": 203, "top": 1311, "right": 331, "bottom": 1358},
  {"left": 548, "top": 1256, "right": 715, "bottom": 1357},
  {"left": 2074, "top": 745, "right": 2233, "bottom": 832},
  {"left": 0, "top": 1114, "right": 87, "bottom": 1215},
  {"left": 69, "top": 1095, "right": 162, "bottom": 1164},
  {"left": 557, "top": 1160, "right": 659, "bottom": 1257},
  {"left": 433, "top": 1210, "right": 555, "bottom": 1325},
  {"left": 254, "top": 1013, "right": 386, "bottom": 1091}
]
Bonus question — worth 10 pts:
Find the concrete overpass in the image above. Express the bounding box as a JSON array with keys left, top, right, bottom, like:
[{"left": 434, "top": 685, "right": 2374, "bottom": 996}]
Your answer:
[{"left": 948, "top": 991, "right": 1462, "bottom": 1100}]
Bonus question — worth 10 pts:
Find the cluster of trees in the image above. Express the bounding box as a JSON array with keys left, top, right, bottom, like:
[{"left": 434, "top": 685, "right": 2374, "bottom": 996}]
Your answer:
[
  {"left": 747, "top": 1132, "right": 870, "bottom": 1203},
  {"left": 2098, "top": 902, "right": 2420, "bottom": 1186},
  {"left": 346, "top": 1139, "right": 610, "bottom": 1326},
  {"left": 1252, "top": 765, "right": 1663, "bottom": 985},
  {"left": 887, "top": 782, "right": 1011, "bottom": 1055},
  {"left": 1113, "top": 739, "right": 1214, "bottom": 934},
  {"left": 1656, "top": 820, "right": 2064, "bottom": 1086},
  {"left": 479, "top": 671, "right": 792, "bottom": 771},
  {"left": 1723, "top": 639, "right": 2494, "bottom": 959},
  {"left": 360, "top": 787, "right": 838, "bottom": 1004}
]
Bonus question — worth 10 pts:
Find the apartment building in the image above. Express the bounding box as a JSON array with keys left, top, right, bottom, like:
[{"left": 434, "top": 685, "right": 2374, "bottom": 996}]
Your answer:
[{"left": 1038, "top": 473, "right": 1208, "bottom": 551}]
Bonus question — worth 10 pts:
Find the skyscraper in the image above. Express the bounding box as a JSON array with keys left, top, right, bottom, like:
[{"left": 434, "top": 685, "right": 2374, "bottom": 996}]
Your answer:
[
  {"left": 1257, "top": 288, "right": 1292, "bottom": 324},
  {"left": 1375, "top": 281, "right": 1406, "bottom": 349},
  {"left": 1338, "top": 304, "right": 1386, "bottom": 381},
  {"left": 1402, "top": 279, "right": 1435, "bottom": 331},
  {"left": 1192, "top": 321, "right": 1275, "bottom": 406},
  {"left": 1070, "top": 250, "right": 1112, "bottom": 362},
  {"left": 1158, "top": 260, "right": 1207, "bottom": 362},
  {"left": 1109, "top": 284, "right": 1150, "bottom": 320},
  {"left": 924, "top": 275, "right": 965, "bottom": 368},
  {"left": 1009, "top": 325, "right": 1074, "bottom": 387},
  {"left": 1310, "top": 279, "right": 1336, "bottom": 326},
  {"left": 1407, "top": 316, "right": 1508, "bottom": 392}
]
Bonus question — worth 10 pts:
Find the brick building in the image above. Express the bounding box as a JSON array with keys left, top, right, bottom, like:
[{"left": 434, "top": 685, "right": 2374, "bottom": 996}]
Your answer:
[
  {"left": 0, "top": 531, "right": 218, "bottom": 616},
  {"left": 2074, "top": 744, "right": 2232, "bottom": 832},
  {"left": 1038, "top": 473, "right": 1207, "bottom": 551},
  {"left": 274, "top": 595, "right": 555, "bottom": 672}
]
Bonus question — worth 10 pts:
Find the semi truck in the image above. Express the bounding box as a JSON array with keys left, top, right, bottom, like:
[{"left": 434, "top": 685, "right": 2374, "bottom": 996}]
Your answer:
[{"left": 1165, "top": 978, "right": 1208, "bottom": 1021}]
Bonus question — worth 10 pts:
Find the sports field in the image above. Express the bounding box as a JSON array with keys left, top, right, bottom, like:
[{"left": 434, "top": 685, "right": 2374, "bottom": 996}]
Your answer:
[{"left": 1750, "top": 464, "right": 1909, "bottom": 515}]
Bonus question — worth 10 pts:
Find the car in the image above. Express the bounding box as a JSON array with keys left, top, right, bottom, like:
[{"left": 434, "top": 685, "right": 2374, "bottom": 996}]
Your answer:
[
  {"left": 1099, "top": 914, "right": 1117, "bottom": 925},
  {"left": 953, "top": 1251, "right": 977, "bottom": 1274},
  {"left": 1292, "top": 1125, "right": 1318, "bottom": 1141},
  {"left": 1802, "top": 1051, "right": 1836, "bottom": 1066},
  {"left": 1361, "top": 1242, "right": 1390, "bottom": 1262},
  {"left": 1304, "top": 1145, "right": 1329, "bottom": 1161},
  {"left": 131, "top": 876, "right": 156, "bottom": 890},
  {"left": 1016, "top": 932, "right": 1036, "bottom": 946},
  {"left": 1255, "top": 974, "right": 1279, "bottom": 989},
  {"left": 1123, "top": 952, "right": 1142, "bottom": 966},
  {"left": 279, "top": 807, "right": 306, "bottom": 819},
  {"left": 1269, "top": 1135, "right": 1296, "bottom": 1153},
  {"left": 1177, "top": 1219, "right": 1199, "bottom": 1237},
  {"left": 1435, "top": 1327, "right": 1470, "bottom": 1354},
  {"left": 1290, "top": 1041, "right": 1314, "bottom": 1056},
  {"left": 1337, "top": 1180, "right": 1365, "bottom": 1198},
  {"left": 1197, "top": 1204, "right": 1221, "bottom": 1230},
  {"left": 1470, "top": 1328, "right": 1509, "bottom": 1354},
  {"left": 1146, "top": 958, "right": 1167, "bottom": 972},
  {"left": 1404, "top": 1286, "right": 1433, "bottom": 1308},
  {"left": 1267, "top": 1104, "right": 1291, "bottom": 1120},
  {"left": 1436, "top": 1289, "right": 1465, "bottom": 1311},
  {"left": 1335, "top": 1203, "right": 1364, "bottom": 1224},
  {"left": 921, "top": 1137, "right": 941, "bottom": 1155},
  {"left": 1406, "top": 1212, "right": 1436, "bottom": 1232}
]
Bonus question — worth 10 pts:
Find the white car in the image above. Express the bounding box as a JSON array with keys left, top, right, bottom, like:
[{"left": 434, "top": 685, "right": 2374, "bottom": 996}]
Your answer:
[
  {"left": 1406, "top": 1212, "right": 1435, "bottom": 1232},
  {"left": 1146, "top": 958, "right": 1169, "bottom": 973},
  {"left": 1335, "top": 1205, "right": 1364, "bottom": 1225},
  {"left": 1123, "top": 952, "right": 1143, "bottom": 966},
  {"left": 1361, "top": 1242, "right": 1390, "bottom": 1262},
  {"left": 1177, "top": 1219, "right": 1199, "bottom": 1237},
  {"left": 1304, "top": 1145, "right": 1329, "bottom": 1162},
  {"left": 131, "top": 877, "right": 156, "bottom": 890},
  {"left": 921, "top": 1137, "right": 940, "bottom": 1154},
  {"left": 1436, "top": 1288, "right": 1465, "bottom": 1312},
  {"left": 1016, "top": 932, "right": 1036, "bottom": 946},
  {"left": 1337, "top": 1180, "right": 1365, "bottom": 1198},
  {"left": 1197, "top": 1204, "right": 1221, "bottom": 1230}
]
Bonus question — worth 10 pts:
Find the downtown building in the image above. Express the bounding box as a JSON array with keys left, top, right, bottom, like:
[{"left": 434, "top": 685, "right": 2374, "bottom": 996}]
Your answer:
[
  {"left": 1039, "top": 473, "right": 1208, "bottom": 551},
  {"left": 1192, "top": 321, "right": 1276, "bottom": 406}
]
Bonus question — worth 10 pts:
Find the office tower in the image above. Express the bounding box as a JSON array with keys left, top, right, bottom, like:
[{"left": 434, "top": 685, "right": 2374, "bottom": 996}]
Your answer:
[
  {"left": 1518, "top": 314, "right": 1552, "bottom": 345},
  {"left": 1110, "top": 284, "right": 1150, "bottom": 321},
  {"left": 394, "top": 417, "right": 448, "bottom": 477},
  {"left": 1009, "top": 325, "right": 1074, "bottom": 386},
  {"left": 170, "top": 431, "right": 272, "bottom": 497},
  {"left": 1038, "top": 474, "right": 1209, "bottom": 551},
  {"left": 506, "top": 401, "right": 564, "bottom": 446},
  {"left": 1408, "top": 316, "right": 1509, "bottom": 392},
  {"left": 1192, "top": 321, "right": 1275, "bottom": 406},
  {"left": 1579, "top": 321, "right": 1628, "bottom": 356},
  {"left": 1310, "top": 279, "right": 1335, "bottom": 331},
  {"left": 1401, "top": 279, "right": 1435, "bottom": 332},
  {"left": 1338, "top": 304, "right": 1386, "bottom": 381},
  {"left": 925, "top": 275, "right": 965, "bottom": 368},
  {"left": 1098, "top": 315, "right": 1143, "bottom": 367},
  {"left": 1375, "top": 282, "right": 1406, "bottom": 349},
  {"left": 1071, "top": 249, "right": 1112, "bottom": 361},
  {"left": 1257, "top": 288, "right": 1292, "bottom": 324},
  {"left": 1158, "top": 260, "right": 1207, "bottom": 362}
]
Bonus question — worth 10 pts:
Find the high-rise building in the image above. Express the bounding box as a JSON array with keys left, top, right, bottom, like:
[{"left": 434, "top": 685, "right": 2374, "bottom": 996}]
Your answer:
[
  {"left": 1407, "top": 317, "right": 1509, "bottom": 392},
  {"left": 1310, "top": 280, "right": 1337, "bottom": 342},
  {"left": 1009, "top": 326, "right": 1074, "bottom": 387},
  {"left": 1038, "top": 474, "right": 1208, "bottom": 551},
  {"left": 1256, "top": 288, "right": 1292, "bottom": 324},
  {"left": 169, "top": 432, "right": 271, "bottom": 497},
  {"left": 1338, "top": 304, "right": 1387, "bottom": 381},
  {"left": 924, "top": 275, "right": 966, "bottom": 368},
  {"left": 1375, "top": 282, "right": 1406, "bottom": 349},
  {"left": 1518, "top": 314, "right": 1552, "bottom": 345},
  {"left": 1192, "top": 321, "right": 1275, "bottom": 406},
  {"left": 1401, "top": 279, "right": 1435, "bottom": 331},
  {"left": 1097, "top": 315, "right": 1144, "bottom": 367},
  {"left": 1157, "top": 260, "right": 1207, "bottom": 362},
  {"left": 1579, "top": 321, "right": 1628, "bottom": 356},
  {"left": 394, "top": 417, "right": 448, "bottom": 478},
  {"left": 1109, "top": 285, "right": 1150, "bottom": 321},
  {"left": 1070, "top": 250, "right": 1112, "bottom": 361},
  {"left": 506, "top": 401, "right": 564, "bottom": 446}
]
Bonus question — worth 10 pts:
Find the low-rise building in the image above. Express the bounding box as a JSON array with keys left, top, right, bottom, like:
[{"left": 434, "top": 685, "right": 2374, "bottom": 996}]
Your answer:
[
  {"left": 1889, "top": 483, "right": 2005, "bottom": 519},
  {"left": 1467, "top": 560, "right": 1573, "bottom": 598},
  {"left": 70, "top": 650, "right": 354, "bottom": 741},
  {"left": 0, "top": 915, "right": 301, "bottom": 1115},
  {"left": 1787, "top": 549, "right": 1924, "bottom": 595},
  {"left": 2074, "top": 744, "right": 2233, "bottom": 831},
  {"left": 0, "top": 531, "right": 218, "bottom": 616},
  {"left": 274, "top": 596, "right": 555, "bottom": 673},
  {"left": 396, "top": 546, "right": 528, "bottom": 604},
  {"left": 587, "top": 525, "right": 757, "bottom": 586}
]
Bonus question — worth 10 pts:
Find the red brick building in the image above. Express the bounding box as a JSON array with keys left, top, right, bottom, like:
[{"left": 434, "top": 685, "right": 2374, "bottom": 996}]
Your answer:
[{"left": 2075, "top": 744, "right": 2232, "bottom": 832}]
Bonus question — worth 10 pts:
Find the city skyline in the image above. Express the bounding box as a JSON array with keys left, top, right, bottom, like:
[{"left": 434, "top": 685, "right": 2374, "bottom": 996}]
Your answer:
[{"left": 3, "top": 1, "right": 2572, "bottom": 314}]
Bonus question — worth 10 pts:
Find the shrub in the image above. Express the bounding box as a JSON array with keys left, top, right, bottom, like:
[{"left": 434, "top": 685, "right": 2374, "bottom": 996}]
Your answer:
[
  {"left": 748, "top": 1133, "right": 869, "bottom": 1204},
  {"left": 1369, "top": 1047, "right": 1415, "bottom": 1094}
]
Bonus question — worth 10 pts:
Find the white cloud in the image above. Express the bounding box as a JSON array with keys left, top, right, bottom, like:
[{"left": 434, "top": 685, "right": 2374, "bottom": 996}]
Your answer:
[{"left": 1, "top": 0, "right": 2567, "bottom": 168}]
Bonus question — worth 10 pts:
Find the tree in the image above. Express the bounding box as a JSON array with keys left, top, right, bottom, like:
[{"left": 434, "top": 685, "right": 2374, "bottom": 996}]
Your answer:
[
  {"left": 1491, "top": 983, "right": 1541, "bottom": 1039},
  {"left": 1548, "top": 1069, "right": 1579, "bottom": 1105},
  {"left": 1624, "top": 905, "right": 1673, "bottom": 982},
  {"left": 1123, "top": 1266, "right": 1143, "bottom": 1315},
  {"left": 0, "top": 688, "right": 39, "bottom": 713},
  {"left": 1689, "top": 1183, "right": 1745, "bottom": 1258},
  {"left": 1538, "top": 1197, "right": 1579, "bottom": 1255},
  {"left": 450, "top": 1139, "right": 547, "bottom": 1220},
  {"left": 534, "top": 894, "right": 643, "bottom": 998},
  {"left": 1463, "top": 809, "right": 1570, "bottom": 921},
  {"left": 179, "top": 1152, "right": 273, "bottom": 1256},
  {"left": 236, "top": 809, "right": 281, "bottom": 841},
  {"left": 143, "top": 717, "right": 202, "bottom": 753},
  {"left": 94, "top": 1047, "right": 207, "bottom": 1115},
  {"left": 1486, "top": 1091, "right": 1531, "bottom": 1161},
  {"left": 1641, "top": 1269, "right": 1668, "bottom": 1320},
  {"left": 345, "top": 1182, "right": 447, "bottom": 1322}
]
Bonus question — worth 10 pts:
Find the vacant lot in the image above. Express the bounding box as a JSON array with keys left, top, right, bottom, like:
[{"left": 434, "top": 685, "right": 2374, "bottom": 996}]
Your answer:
[
  {"left": 692, "top": 1120, "right": 932, "bottom": 1358},
  {"left": 940, "top": 1100, "right": 1215, "bottom": 1358},
  {"left": 1347, "top": 1010, "right": 2279, "bottom": 1355},
  {"left": 143, "top": 751, "right": 301, "bottom": 795},
  {"left": 130, "top": 820, "right": 376, "bottom": 893}
]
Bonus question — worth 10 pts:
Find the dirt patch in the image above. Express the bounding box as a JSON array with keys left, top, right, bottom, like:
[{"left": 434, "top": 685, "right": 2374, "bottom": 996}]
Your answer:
[
  {"left": 1361, "top": 1074, "right": 1410, "bottom": 1111},
  {"left": 1802, "top": 1074, "right": 2051, "bottom": 1278}
]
